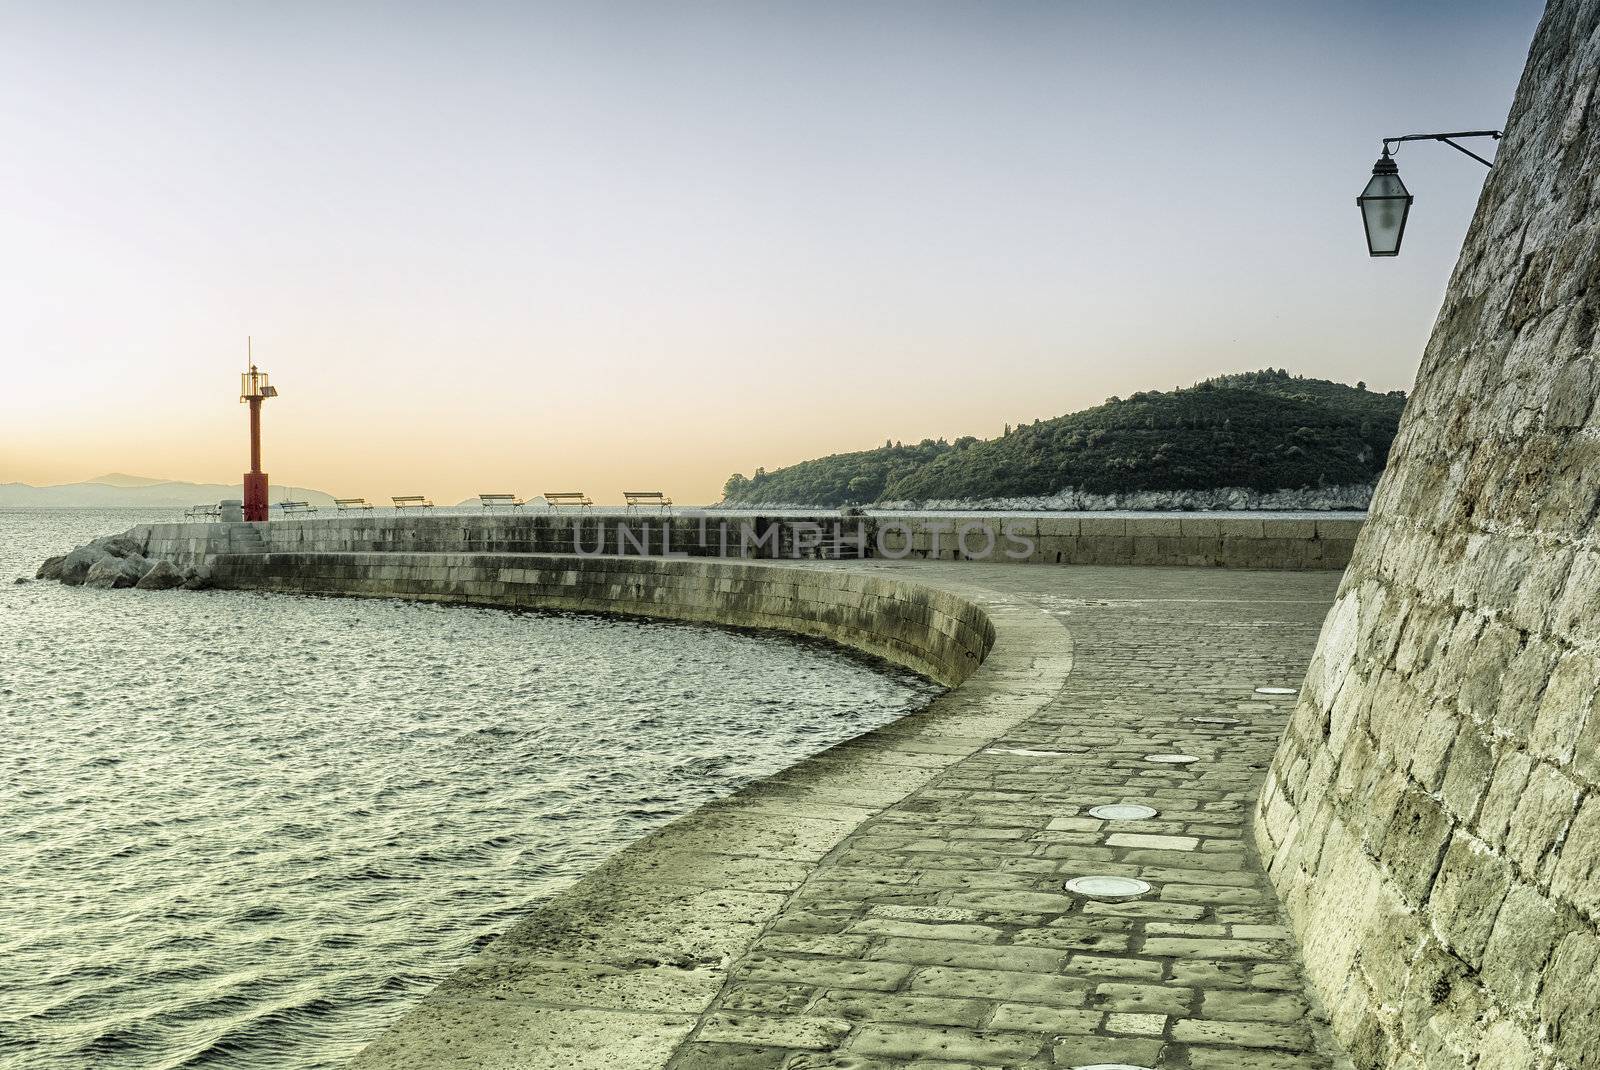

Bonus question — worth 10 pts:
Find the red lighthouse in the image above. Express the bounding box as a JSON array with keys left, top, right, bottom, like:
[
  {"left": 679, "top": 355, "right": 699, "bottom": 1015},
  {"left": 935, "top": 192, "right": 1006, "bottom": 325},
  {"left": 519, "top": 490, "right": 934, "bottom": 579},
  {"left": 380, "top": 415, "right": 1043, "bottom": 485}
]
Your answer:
[{"left": 240, "top": 341, "right": 278, "bottom": 522}]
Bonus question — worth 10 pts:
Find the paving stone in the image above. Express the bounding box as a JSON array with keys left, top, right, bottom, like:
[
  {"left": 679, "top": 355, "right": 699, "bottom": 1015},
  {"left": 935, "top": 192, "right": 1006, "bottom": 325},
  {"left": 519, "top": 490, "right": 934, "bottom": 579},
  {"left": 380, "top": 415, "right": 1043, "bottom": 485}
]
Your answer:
[
  {"left": 718, "top": 982, "right": 817, "bottom": 1015},
  {"left": 845, "top": 1024, "right": 1046, "bottom": 1064},
  {"left": 1048, "top": 1034, "right": 1166, "bottom": 1067},
  {"left": 985, "top": 1003, "right": 1101, "bottom": 1034},
  {"left": 670, "top": 1041, "right": 801, "bottom": 1069},
  {"left": 844, "top": 918, "right": 1003, "bottom": 944},
  {"left": 1140, "top": 937, "right": 1280, "bottom": 961},
  {"left": 1104, "top": 1011, "right": 1168, "bottom": 1036},
  {"left": 1059, "top": 954, "right": 1165, "bottom": 981},
  {"left": 1009, "top": 927, "right": 1132, "bottom": 953},
  {"left": 1105, "top": 832, "right": 1201, "bottom": 851},
  {"left": 696, "top": 1013, "right": 851, "bottom": 1051},
  {"left": 1186, "top": 1049, "right": 1333, "bottom": 1070},
  {"left": 1172, "top": 1017, "right": 1313, "bottom": 1049},
  {"left": 867, "top": 905, "right": 984, "bottom": 923},
  {"left": 1170, "top": 961, "right": 1302, "bottom": 991},
  {"left": 735, "top": 956, "right": 912, "bottom": 993},
  {"left": 1199, "top": 990, "right": 1309, "bottom": 1024},
  {"left": 903, "top": 966, "right": 1087, "bottom": 1007},
  {"left": 808, "top": 993, "right": 989, "bottom": 1029},
  {"left": 866, "top": 938, "right": 1065, "bottom": 973},
  {"left": 1092, "top": 981, "right": 1195, "bottom": 1016}
]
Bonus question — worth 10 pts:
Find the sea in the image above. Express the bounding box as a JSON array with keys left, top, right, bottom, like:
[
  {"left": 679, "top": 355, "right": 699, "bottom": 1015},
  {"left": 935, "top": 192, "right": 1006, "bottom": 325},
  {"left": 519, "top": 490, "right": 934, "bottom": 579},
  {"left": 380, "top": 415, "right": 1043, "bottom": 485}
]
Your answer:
[{"left": 0, "top": 508, "right": 942, "bottom": 1069}]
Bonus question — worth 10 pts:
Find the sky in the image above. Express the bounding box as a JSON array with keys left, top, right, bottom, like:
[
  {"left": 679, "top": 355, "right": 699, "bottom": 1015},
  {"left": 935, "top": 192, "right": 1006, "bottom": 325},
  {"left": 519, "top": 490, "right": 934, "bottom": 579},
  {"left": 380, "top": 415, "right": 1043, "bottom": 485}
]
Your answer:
[{"left": 0, "top": 0, "right": 1547, "bottom": 504}]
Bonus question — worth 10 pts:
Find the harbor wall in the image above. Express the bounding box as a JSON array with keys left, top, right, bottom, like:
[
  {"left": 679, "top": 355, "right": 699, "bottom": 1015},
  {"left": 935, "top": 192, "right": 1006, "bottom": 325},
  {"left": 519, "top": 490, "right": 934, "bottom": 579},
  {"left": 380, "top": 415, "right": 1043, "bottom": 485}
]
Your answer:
[
  {"left": 206, "top": 551, "right": 995, "bottom": 687},
  {"left": 136, "top": 511, "right": 1362, "bottom": 571}
]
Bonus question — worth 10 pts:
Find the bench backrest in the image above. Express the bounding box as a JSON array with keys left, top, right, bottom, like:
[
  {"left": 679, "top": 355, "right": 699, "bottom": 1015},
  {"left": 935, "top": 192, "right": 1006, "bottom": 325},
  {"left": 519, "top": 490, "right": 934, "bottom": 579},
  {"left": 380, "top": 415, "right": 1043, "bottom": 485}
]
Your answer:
[
  {"left": 624, "top": 491, "right": 670, "bottom": 504},
  {"left": 544, "top": 492, "right": 590, "bottom": 503},
  {"left": 335, "top": 498, "right": 367, "bottom": 505},
  {"left": 392, "top": 496, "right": 432, "bottom": 506},
  {"left": 480, "top": 494, "right": 516, "bottom": 502}
]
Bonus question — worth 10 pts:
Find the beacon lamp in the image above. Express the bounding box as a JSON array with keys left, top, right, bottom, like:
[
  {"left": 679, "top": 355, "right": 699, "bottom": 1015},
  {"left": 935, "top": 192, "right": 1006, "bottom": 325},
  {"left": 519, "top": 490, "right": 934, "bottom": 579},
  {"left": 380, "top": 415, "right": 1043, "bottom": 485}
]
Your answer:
[{"left": 1358, "top": 130, "right": 1501, "bottom": 257}]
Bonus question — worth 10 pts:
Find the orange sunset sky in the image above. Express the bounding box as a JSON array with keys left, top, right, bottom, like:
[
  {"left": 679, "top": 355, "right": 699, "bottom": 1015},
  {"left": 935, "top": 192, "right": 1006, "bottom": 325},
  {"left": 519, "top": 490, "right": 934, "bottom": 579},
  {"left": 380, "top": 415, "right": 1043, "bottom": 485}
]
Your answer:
[{"left": 1, "top": 2, "right": 1542, "bottom": 505}]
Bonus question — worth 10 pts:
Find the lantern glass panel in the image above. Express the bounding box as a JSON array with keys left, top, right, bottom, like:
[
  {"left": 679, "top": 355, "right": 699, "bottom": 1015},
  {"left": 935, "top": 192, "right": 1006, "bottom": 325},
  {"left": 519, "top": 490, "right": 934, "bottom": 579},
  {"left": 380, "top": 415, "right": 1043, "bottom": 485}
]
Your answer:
[{"left": 1359, "top": 171, "right": 1411, "bottom": 257}]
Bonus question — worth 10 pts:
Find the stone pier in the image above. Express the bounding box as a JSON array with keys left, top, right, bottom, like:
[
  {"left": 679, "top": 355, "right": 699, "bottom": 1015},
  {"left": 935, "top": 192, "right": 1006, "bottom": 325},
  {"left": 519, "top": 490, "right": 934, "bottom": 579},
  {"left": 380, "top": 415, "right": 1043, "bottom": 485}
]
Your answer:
[{"left": 183, "top": 547, "right": 1352, "bottom": 1069}]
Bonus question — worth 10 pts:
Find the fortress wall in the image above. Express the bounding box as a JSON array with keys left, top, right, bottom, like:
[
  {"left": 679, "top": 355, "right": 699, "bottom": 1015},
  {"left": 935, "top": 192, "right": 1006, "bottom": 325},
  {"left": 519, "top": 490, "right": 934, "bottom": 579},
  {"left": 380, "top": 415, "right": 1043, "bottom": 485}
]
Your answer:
[
  {"left": 137, "top": 511, "right": 1361, "bottom": 570},
  {"left": 205, "top": 551, "right": 995, "bottom": 688},
  {"left": 1254, "top": 3, "right": 1600, "bottom": 1067}
]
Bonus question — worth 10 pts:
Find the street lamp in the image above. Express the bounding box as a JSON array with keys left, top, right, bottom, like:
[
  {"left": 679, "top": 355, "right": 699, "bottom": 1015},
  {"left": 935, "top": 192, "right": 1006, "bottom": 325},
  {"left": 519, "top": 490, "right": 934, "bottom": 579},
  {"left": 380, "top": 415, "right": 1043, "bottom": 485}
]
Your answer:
[{"left": 1357, "top": 130, "right": 1502, "bottom": 257}]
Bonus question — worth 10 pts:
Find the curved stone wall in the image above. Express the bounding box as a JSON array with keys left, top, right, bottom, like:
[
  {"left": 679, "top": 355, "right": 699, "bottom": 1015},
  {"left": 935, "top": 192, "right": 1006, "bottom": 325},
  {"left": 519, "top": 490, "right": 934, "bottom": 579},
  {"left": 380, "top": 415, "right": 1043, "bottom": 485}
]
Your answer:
[
  {"left": 208, "top": 551, "right": 995, "bottom": 687},
  {"left": 1255, "top": 4, "right": 1600, "bottom": 1068}
]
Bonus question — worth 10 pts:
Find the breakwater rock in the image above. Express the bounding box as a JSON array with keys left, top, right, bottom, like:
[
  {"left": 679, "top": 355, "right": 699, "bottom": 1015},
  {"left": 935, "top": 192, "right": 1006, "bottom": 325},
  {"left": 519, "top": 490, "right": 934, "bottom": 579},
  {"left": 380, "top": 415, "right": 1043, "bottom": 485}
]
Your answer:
[{"left": 37, "top": 530, "right": 209, "bottom": 590}]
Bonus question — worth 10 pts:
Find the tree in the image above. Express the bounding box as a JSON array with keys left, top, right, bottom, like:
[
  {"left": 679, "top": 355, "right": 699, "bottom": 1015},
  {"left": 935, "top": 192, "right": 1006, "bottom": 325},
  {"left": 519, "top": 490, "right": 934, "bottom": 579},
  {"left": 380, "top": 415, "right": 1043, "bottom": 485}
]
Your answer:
[{"left": 718, "top": 372, "right": 1403, "bottom": 506}]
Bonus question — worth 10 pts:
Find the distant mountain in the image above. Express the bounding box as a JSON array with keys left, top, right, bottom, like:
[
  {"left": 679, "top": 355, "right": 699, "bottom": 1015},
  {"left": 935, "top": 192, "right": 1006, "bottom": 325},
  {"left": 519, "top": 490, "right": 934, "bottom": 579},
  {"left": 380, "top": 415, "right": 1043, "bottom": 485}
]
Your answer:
[
  {"left": 0, "top": 476, "right": 339, "bottom": 508},
  {"left": 720, "top": 369, "right": 1408, "bottom": 508},
  {"left": 85, "top": 472, "right": 170, "bottom": 488}
]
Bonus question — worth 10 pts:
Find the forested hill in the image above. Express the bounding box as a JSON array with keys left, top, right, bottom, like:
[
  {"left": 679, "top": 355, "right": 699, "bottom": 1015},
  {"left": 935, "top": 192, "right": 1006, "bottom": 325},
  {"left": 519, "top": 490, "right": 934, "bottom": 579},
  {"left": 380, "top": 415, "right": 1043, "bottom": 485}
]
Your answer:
[{"left": 720, "top": 370, "right": 1407, "bottom": 507}]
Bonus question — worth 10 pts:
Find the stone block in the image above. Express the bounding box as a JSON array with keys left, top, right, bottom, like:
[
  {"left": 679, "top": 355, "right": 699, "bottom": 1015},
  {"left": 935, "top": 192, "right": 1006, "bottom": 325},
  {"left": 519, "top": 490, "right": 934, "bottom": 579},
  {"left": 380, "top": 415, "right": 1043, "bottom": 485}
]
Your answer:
[
  {"left": 1481, "top": 879, "right": 1560, "bottom": 1013},
  {"left": 1550, "top": 792, "right": 1600, "bottom": 921},
  {"left": 1475, "top": 1019, "right": 1540, "bottom": 1070},
  {"left": 1379, "top": 789, "right": 1453, "bottom": 906},
  {"left": 1540, "top": 930, "right": 1600, "bottom": 1070},
  {"left": 1127, "top": 516, "right": 1182, "bottom": 537},
  {"left": 1427, "top": 832, "right": 1512, "bottom": 968},
  {"left": 1180, "top": 517, "right": 1223, "bottom": 538},
  {"left": 1476, "top": 750, "right": 1534, "bottom": 849},
  {"left": 1217, "top": 518, "right": 1266, "bottom": 538},
  {"left": 1504, "top": 765, "right": 1582, "bottom": 881},
  {"left": 1316, "top": 519, "right": 1364, "bottom": 540},
  {"left": 1091, "top": 981, "right": 1192, "bottom": 1016},
  {"left": 1439, "top": 728, "right": 1495, "bottom": 823},
  {"left": 1261, "top": 519, "right": 1315, "bottom": 539},
  {"left": 1531, "top": 650, "right": 1600, "bottom": 767},
  {"left": 1409, "top": 705, "right": 1459, "bottom": 792},
  {"left": 1078, "top": 517, "right": 1126, "bottom": 537},
  {"left": 1035, "top": 517, "right": 1080, "bottom": 537}
]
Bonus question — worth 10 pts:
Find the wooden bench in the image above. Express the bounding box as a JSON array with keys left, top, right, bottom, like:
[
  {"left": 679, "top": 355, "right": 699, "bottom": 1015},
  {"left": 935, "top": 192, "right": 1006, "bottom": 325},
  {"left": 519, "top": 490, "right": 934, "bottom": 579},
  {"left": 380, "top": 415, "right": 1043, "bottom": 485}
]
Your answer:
[
  {"left": 544, "top": 492, "right": 593, "bottom": 510},
  {"left": 275, "top": 500, "right": 317, "bottom": 515},
  {"left": 392, "top": 495, "right": 434, "bottom": 511},
  {"left": 479, "top": 493, "right": 527, "bottom": 509},
  {"left": 335, "top": 498, "right": 373, "bottom": 512},
  {"left": 185, "top": 504, "right": 221, "bottom": 521},
  {"left": 624, "top": 490, "right": 672, "bottom": 512}
]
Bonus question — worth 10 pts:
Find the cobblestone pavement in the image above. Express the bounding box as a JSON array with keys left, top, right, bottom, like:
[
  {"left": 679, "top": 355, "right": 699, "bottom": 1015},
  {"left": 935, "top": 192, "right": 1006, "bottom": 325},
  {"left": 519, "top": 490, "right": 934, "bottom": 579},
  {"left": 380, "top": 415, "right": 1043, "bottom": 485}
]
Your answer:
[{"left": 667, "top": 563, "right": 1349, "bottom": 1070}]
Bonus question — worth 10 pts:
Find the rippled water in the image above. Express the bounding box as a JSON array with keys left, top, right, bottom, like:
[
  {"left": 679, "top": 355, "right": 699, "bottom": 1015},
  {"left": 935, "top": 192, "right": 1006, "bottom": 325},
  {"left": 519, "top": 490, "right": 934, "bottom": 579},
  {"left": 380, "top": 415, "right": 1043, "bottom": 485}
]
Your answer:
[{"left": 0, "top": 508, "right": 941, "bottom": 1070}]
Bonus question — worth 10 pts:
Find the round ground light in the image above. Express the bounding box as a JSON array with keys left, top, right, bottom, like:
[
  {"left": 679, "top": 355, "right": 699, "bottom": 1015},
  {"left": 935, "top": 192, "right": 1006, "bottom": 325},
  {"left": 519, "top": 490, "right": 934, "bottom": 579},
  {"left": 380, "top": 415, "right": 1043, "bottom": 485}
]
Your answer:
[
  {"left": 1144, "top": 753, "right": 1199, "bottom": 764},
  {"left": 1064, "top": 875, "right": 1151, "bottom": 898},
  {"left": 1088, "top": 803, "right": 1159, "bottom": 820},
  {"left": 1255, "top": 686, "right": 1298, "bottom": 695}
]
